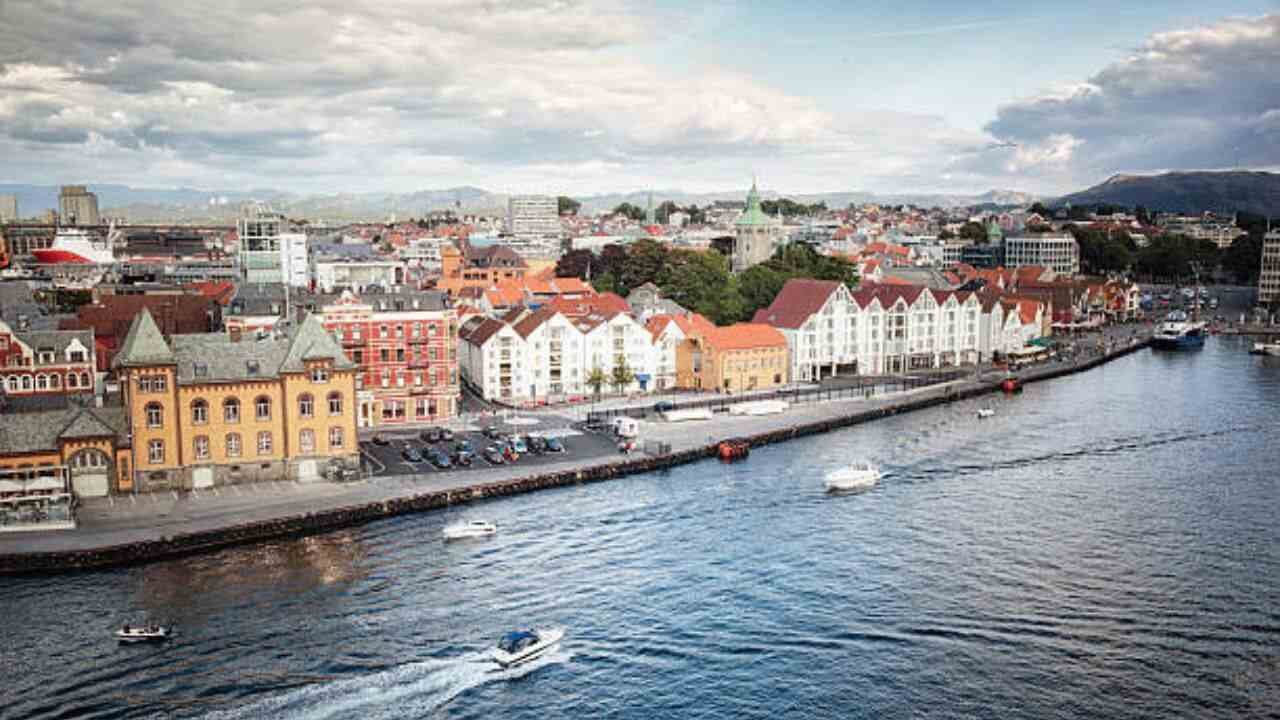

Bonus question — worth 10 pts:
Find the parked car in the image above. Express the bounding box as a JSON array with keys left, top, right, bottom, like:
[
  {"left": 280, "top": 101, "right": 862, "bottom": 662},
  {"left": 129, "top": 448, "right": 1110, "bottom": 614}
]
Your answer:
[
  {"left": 455, "top": 439, "right": 474, "bottom": 455},
  {"left": 483, "top": 425, "right": 502, "bottom": 439},
  {"left": 371, "top": 434, "right": 390, "bottom": 446},
  {"left": 439, "top": 428, "right": 455, "bottom": 442},
  {"left": 401, "top": 446, "right": 424, "bottom": 463},
  {"left": 545, "top": 437, "right": 566, "bottom": 453},
  {"left": 502, "top": 444, "right": 519, "bottom": 462},
  {"left": 526, "top": 435, "right": 547, "bottom": 454},
  {"left": 420, "top": 427, "right": 444, "bottom": 443},
  {"left": 429, "top": 449, "right": 452, "bottom": 469},
  {"left": 654, "top": 400, "right": 675, "bottom": 413},
  {"left": 454, "top": 450, "right": 474, "bottom": 467},
  {"left": 510, "top": 436, "right": 529, "bottom": 454},
  {"left": 483, "top": 445, "right": 505, "bottom": 465}
]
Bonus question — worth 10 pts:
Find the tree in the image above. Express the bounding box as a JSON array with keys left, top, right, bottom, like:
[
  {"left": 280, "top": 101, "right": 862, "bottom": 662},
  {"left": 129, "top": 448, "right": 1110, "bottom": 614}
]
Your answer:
[
  {"left": 657, "top": 249, "right": 735, "bottom": 321},
  {"left": 599, "top": 244, "right": 628, "bottom": 276},
  {"left": 710, "top": 236, "right": 735, "bottom": 256},
  {"left": 612, "top": 202, "right": 645, "bottom": 221},
  {"left": 738, "top": 265, "right": 789, "bottom": 319},
  {"left": 958, "top": 221, "right": 987, "bottom": 243},
  {"left": 938, "top": 228, "right": 956, "bottom": 240},
  {"left": 586, "top": 367, "right": 607, "bottom": 398},
  {"left": 555, "top": 248, "right": 595, "bottom": 279},
  {"left": 1222, "top": 233, "right": 1264, "bottom": 284},
  {"left": 655, "top": 200, "right": 679, "bottom": 224},
  {"left": 557, "top": 196, "right": 581, "bottom": 216},
  {"left": 616, "top": 238, "right": 668, "bottom": 294},
  {"left": 610, "top": 360, "right": 635, "bottom": 394},
  {"left": 1029, "top": 202, "right": 1053, "bottom": 217}
]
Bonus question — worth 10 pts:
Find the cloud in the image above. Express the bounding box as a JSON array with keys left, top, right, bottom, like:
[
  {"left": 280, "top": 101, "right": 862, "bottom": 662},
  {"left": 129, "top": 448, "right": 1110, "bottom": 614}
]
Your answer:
[{"left": 981, "top": 13, "right": 1280, "bottom": 184}]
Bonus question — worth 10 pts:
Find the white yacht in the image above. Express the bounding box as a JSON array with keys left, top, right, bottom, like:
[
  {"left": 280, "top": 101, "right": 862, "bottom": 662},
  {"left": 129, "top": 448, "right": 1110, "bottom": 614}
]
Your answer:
[
  {"left": 824, "top": 461, "right": 881, "bottom": 493},
  {"left": 492, "top": 628, "right": 565, "bottom": 668},
  {"left": 442, "top": 520, "right": 497, "bottom": 541},
  {"left": 977, "top": 408, "right": 996, "bottom": 419},
  {"left": 1250, "top": 340, "right": 1280, "bottom": 357},
  {"left": 116, "top": 625, "right": 171, "bottom": 643}
]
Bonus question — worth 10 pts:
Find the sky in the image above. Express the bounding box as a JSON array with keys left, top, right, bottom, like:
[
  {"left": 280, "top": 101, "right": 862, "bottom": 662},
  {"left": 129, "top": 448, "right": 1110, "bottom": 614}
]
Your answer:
[{"left": 1, "top": 0, "right": 1278, "bottom": 197}]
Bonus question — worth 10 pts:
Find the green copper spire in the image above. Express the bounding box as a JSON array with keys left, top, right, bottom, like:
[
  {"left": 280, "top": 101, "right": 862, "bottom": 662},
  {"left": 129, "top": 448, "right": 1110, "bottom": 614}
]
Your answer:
[{"left": 735, "top": 177, "right": 769, "bottom": 227}]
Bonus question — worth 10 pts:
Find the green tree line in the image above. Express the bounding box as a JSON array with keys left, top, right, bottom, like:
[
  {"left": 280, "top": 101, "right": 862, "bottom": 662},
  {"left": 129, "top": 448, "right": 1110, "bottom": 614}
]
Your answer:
[{"left": 554, "top": 239, "right": 858, "bottom": 324}]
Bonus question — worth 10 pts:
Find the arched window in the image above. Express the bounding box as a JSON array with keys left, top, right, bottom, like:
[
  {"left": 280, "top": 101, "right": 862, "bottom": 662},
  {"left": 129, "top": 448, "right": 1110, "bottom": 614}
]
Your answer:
[
  {"left": 224, "top": 398, "right": 240, "bottom": 423},
  {"left": 329, "top": 427, "right": 344, "bottom": 449},
  {"left": 327, "top": 392, "right": 342, "bottom": 416},
  {"left": 5, "top": 376, "right": 17, "bottom": 392},
  {"left": 226, "top": 433, "right": 242, "bottom": 457},
  {"left": 257, "top": 431, "right": 272, "bottom": 455},
  {"left": 192, "top": 399, "right": 209, "bottom": 424},
  {"left": 299, "top": 429, "right": 316, "bottom": 454},
  {"left": 193, "top": 435, "right": 210, "bottom": 461},
  {"left": 67, "top": 373, "right": 78, "bottom": 389},
  {"left": 145, "top": 402, "right": 163, "bottom": 429},
  {"left": 298, "top": 393, "right": 314, "bottom": 418},
  {"left": 80, "top": 372, "right": 91, "bottom": 388},
  {"left": 35, "top": 374, "right": 48, "bottom": 391},
  {"left": 49, "top": 374, "right": 60, "bottom": 388},
  {"left": 255, "top": 395, "right": 271, "bottom": 421},
  {"left": 21, "top": 375, "right": 32, "bottom": 390}
]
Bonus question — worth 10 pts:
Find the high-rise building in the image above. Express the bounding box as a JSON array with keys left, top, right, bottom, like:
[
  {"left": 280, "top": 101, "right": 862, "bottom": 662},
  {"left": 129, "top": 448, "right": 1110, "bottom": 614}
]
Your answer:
[
  {"left": 505, "top": 195, "right": 561, "bottom": 257},
  {"left": 1260, "top": 230, "right": 1280, "bottom": 307},
  {"left": 58, "top": 185, "right": 100, "bottom": 226},
  {"left": 0, "top": 194, "right": 17, "bottom": 223},
  {"left": 1004, "top": 235, "right": 1079, "bottom": 276},
  {"left": 237, "top": 203, "right": 308, "bottom": 286}
]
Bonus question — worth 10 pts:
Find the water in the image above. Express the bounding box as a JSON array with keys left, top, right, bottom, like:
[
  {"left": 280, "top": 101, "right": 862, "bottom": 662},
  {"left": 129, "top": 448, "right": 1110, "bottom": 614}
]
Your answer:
[{"left": 4, "top": 338, "right": 1280, "bottom": 719}]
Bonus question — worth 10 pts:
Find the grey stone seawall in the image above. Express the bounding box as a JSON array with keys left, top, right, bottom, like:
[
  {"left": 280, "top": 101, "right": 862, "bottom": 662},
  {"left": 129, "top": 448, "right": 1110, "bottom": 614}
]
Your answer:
[{"left": 0, "top": 340, "right": 1149, "bottom": 576}]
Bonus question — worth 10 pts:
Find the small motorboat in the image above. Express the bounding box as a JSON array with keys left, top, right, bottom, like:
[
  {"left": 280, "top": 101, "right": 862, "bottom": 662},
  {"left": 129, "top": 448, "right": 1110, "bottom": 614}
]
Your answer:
[
  {"left": 977, "top": 408, "right": 995, "bottom": 419},
  {"left": 442, "top": 520, "right": 497, "bottom": 541},
  {"left": 1250, "top": 341, "right": 1280, "bottom": 357},
  {"left": 492, "top": 628, "right": 565, "bottom": 668},
  {"left": 824, "top": 461, "right": 881, "bottom": 493},
  {"left": 116, "top": 624, "right": 171, "bottom": 643}
]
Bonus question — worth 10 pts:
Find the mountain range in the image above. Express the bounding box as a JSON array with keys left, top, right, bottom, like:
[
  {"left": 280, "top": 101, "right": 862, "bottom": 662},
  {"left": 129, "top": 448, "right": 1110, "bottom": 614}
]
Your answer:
[
  {"left": 1053, "top": 171, "right": 1280, "bottom": 216},
  {"left": 0, "top": 183, "right": 1037, "bottom": 223}
]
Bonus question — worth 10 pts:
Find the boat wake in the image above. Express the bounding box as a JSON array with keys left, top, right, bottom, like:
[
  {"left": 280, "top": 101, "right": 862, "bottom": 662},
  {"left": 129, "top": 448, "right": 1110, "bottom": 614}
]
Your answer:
[{"left": 200, "top": 647, "right": 572, "bottom": 720}]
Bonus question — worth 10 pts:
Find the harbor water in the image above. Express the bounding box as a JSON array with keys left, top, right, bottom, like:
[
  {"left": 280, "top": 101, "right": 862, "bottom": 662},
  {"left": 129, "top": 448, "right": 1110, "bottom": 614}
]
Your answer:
[{"left": 3, "top": 337, "right": 1279, "bottom": 719}]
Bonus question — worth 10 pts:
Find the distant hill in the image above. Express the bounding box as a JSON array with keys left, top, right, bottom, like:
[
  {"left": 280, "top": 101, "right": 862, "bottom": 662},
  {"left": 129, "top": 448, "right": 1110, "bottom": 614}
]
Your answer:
[{"left": 1054, "top": 171, "right": 1280, "bottom": 215}]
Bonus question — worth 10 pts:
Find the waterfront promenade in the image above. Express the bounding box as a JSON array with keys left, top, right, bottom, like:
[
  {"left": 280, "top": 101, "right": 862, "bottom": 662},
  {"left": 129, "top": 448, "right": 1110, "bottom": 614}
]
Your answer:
[{"left": 0, "top": 333, "right": 1149, "bottom": 572}]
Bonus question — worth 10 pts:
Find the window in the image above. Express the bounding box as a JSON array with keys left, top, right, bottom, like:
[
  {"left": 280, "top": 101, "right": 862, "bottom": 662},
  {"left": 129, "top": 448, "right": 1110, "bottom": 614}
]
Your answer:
[
  {"left": 224, "top": 398, "right": 240, "bottom": 423},
  {"left": 329, "top": 427, "right": 344, "bottom": 449},
  {"left": 379, "top": 325, "right": 388, "bottom": 339},
  {"left": 257, "top": 431, "right": 273, "bottom": 455},
  {"left": 4, "top": 376, "right": 16, "bottom": 392},
  {"left": 70, "top": 350, "right": 86, "bottom": 363},
  {"left": 311, "top": 367, "right": 329, "bottom": 383},
  {"left": 192, "top": 399, "right": 209, "bottom": 424},
  {"left": 328, "top": 392, "right": 342, "bottom": 415},
  {"left": 226, "top": 433, "right": 242, "bottom": 457},
  {"left": 148, "top": 440, "right": 165, "bottom": 464},
  {"left": 380, "top": 349, "right": 390, "bottom": 362},
  {"left": 255, "top": 395, "right": 271, "bottom": 421},
  {"left": 80, "top": 372, "right": 90, "bottom": 388},
  {"left": 194, "top": 436, "right": 210, "bottom": 461},
  {"left": 145, "top": 402, "right": 163, "bottom": 428},
  {"left": 67, "top": 373, "right": 78, "bottom": 389},
  {"left": 299, "top": 429, "right": 316, "bottom": 454},
  {"left": 35, "top": 374, "right": 48, "bottom": 391},
  {"left": 298, "top": 393, "right": 314, "bottom": 417}
]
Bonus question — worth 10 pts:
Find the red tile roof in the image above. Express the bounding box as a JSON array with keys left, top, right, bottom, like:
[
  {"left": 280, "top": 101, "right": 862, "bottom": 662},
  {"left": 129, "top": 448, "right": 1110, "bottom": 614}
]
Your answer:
[
  {"left": 754, "top": 278, "right": 842, "bottom": 329},
  {"left": 704, "top": 323, "right": 787, "bottom": 352}
]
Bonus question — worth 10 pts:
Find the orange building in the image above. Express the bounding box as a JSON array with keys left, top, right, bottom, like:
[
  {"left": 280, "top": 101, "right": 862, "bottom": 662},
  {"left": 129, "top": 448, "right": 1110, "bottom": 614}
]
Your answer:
[
  {"left": 113, "top": 307, "right": 360, "bottom": 491},
  {"left": 676, "top": 322, "right": 789, "bottom": 392},
  {"left": 435, "top": 243, "right": 529, "bottom": 296}
]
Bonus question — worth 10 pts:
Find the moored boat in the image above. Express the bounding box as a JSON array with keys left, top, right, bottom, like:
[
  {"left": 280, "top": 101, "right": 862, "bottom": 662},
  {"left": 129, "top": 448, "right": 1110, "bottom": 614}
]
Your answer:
[
  {"left": 1151, "top": 311, "right": 1207, "bottom": 350},
  {"left": 977, "top": 408, "right": 995, "bottom": 419},
  {"left": 492, "top": 628, "right": 564, "bottom": 668},
  {"left": 1250, "top": 341, "right": 1280, "bottom": 357}
]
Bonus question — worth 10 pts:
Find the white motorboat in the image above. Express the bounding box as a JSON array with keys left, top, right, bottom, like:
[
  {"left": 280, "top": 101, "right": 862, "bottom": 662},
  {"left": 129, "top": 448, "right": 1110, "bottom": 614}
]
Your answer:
[
  {"left": 492, "top": 628, "right": 565, "bottom": 668},
  {"left": 824, "top": 461, "right": 881, "bottom": 493},
  {"left": 1250, "top": 341, "right": 1280, "bottom": 357},
  {"left": 116, "top": 625, "right": 171, "bottom": 643},
  {"left": 442, "top": 520, "right": 497, "bottom": 541},
  {"left": 977, "top": 408, "right": 995, "bottom": 419}
]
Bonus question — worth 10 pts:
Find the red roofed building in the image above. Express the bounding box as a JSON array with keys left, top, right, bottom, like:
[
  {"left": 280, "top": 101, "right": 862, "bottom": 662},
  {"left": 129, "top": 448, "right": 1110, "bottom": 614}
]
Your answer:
[{"left": 675, "top": 321, "right": 789, "bottom": 391}]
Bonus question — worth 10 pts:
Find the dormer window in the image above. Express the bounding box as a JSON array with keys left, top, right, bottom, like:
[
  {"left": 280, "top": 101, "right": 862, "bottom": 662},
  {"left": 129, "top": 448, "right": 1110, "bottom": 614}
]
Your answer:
[
  {"left": 246, "top": 360, "right": 260, "bottom": 375},
  {"left": 311, "top": 367, "right": 329, "bottom": 383},
  {"left": 193, "top": 362, "right": 208, "bottom": 378}
]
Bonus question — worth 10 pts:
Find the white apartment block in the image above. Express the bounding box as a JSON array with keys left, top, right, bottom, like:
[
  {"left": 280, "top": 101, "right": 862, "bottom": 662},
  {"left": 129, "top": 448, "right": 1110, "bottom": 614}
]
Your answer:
[
  {"left": 1004, "top": 235, "right": 1080, "bottom": 276},
  {"left": 756, "top": 279, "right": 1027, "bottom": 380},
  {"left": 506, "top": 195, "right": 561, "bottom": 257},
  {"left": 459, "top": 307, "right": 656, "bottom": 403},
  {"left": 238, "top": 204, "right": 308, "bottom": 286},
  {"left": 1260, "top": 230, "right": 1280, "bottom": 307}
]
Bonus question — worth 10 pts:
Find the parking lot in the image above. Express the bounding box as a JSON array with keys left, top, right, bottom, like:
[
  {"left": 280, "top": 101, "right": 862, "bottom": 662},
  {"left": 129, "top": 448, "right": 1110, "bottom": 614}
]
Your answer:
[{"left": 359, "top": 414, "right": 622, "bottom": 478}]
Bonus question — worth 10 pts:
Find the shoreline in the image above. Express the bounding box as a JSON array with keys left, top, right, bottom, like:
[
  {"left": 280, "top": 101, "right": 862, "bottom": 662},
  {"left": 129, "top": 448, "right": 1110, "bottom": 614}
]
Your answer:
[{"left": 0, "top": 340, "right": 1149, "bottom": 576}]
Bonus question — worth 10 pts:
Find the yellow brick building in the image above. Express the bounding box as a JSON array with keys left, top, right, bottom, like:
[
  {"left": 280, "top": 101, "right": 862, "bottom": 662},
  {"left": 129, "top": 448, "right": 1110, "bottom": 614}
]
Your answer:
[
  {"left": 114, "top": 308, "right": 360, "bottom": 491},
  {"left": 676, "top": 322, "right": 789, "bottom": 392}
]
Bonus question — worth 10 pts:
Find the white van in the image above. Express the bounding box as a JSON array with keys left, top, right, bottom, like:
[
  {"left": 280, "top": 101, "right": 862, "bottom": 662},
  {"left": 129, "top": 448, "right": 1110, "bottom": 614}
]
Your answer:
[{"left": 611, "top": 417, "right": 641, "bottom": 439}]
